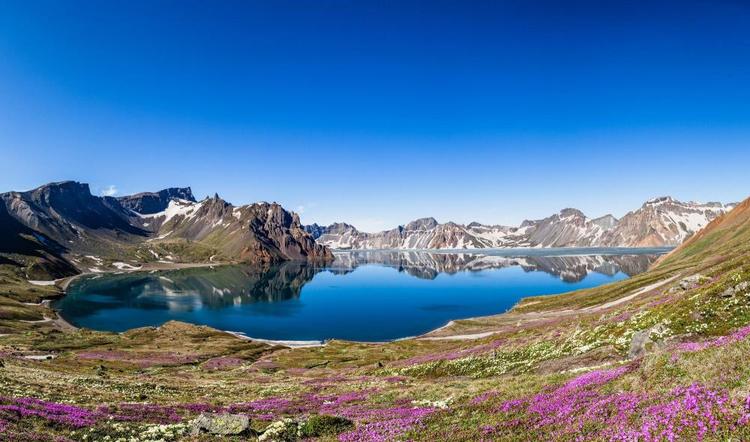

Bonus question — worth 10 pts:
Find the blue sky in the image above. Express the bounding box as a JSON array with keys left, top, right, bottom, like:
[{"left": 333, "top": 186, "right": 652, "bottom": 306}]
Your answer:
[{"left": 1, "top": 0, "right": 749, "bottom": 232}]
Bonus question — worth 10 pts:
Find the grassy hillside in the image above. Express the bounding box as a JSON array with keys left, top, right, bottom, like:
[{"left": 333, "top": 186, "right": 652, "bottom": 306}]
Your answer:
[{"left": 2, "top": 198, "right": 750, "bottom": 440}]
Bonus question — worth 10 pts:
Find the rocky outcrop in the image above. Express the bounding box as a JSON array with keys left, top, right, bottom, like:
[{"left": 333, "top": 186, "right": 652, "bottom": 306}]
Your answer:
[
  {"left": 628, "top": 323, "right": 669, "bottom": 359},
  {"left": 190, "top": 413, "right": 253, "bottom": 436}
]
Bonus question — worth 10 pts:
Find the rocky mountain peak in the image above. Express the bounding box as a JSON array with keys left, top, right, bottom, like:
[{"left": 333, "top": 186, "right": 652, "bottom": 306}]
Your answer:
[
  {"left": 303, "top": 223, "right": 325, "bottom": 239},
  {"left": 327, "top": 222, "right": 357, "bottom": 234},
  {"left": 405, "top": 217, "right": 439, "bottom": 231},
  {"left": 591, "top": 214, "right": 618, "bottom": 230},
  {"left": 643, "top": 196, "right": 676, "bottom": 207},
  {"left": 161, "top": 187, "right": 195, "bottom": 202},
  {"left": 118, "top": 187, "right": 195, "bottom": 215},
  {"left": 558, "top": 208, "right": 586, "bottom": 219},
  {"left": 30, "top": 181, "right": 92, "bottom": 203}
]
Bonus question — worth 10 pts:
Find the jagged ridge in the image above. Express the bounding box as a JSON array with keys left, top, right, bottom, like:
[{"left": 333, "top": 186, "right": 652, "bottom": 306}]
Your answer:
[
  {"left": 308, "top": 196, "right": 734, "bottom": 250},
  {"left": 0, "top": 181, "right": 331, "bottom": 279}
]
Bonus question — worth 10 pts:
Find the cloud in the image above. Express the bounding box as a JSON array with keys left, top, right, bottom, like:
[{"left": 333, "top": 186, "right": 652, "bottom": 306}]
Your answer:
[
  {"left": 100, "top": 185, "right": 118, "bottom": 197},
  {"left": 296, "top": 202, "right": 318, "bottom": 215}
]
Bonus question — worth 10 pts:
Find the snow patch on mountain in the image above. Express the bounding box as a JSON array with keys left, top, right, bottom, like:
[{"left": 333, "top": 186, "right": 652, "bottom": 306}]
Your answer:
[
  {"left": 310, "top": 197, "right": 734, "bottom": 250},
  {"left": 139, "top": 199, "right": 204, "bottom": 224}
]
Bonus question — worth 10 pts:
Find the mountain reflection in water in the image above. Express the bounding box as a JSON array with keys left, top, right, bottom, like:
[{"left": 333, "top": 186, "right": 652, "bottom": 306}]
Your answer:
[
  {"left": 328, "top": 249, "right": 663, "bottom": 282},
  {"left": 56, "top": 248, "right": 667, "bottom": 341},
  {"left": 65, "top": 263, "right": 318, "bottom": 312}
]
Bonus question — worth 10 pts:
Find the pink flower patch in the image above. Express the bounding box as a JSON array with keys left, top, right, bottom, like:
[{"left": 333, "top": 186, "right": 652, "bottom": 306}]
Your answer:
[
  {"left": 675, "top": 324, "right": 750, "bottom": 354},
  {"left": 201, "top": 356, "right": 246, "bottom": 370}
]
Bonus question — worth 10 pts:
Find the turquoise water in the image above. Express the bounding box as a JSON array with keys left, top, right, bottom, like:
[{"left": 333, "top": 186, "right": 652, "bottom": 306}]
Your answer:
[{"left": 54, "top": 249, "right": 668, "bottom": 342}]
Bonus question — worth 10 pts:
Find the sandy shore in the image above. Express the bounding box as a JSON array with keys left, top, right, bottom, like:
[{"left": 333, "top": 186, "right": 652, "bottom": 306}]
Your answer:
[{"left": 225, "top": 331, "right": 325, "bottom": 348}]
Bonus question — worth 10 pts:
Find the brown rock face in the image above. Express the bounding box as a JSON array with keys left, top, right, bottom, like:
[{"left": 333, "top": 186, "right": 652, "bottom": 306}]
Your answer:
[
  {"left": 237, "top": 203, "right": 332, "bottom": 262},
  {"left": 140, "top": 196, "right": 332, "bottom": 264}
]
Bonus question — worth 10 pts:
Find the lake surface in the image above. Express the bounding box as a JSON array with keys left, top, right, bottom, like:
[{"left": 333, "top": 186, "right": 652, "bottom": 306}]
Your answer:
[{"left": 55, "top": 248, "right": 669, "bottom": 342}]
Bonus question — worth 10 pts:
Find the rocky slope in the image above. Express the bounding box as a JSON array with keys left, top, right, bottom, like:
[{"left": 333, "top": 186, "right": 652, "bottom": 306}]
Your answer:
[
  {"left": 599, "top": 196, "right": 730, "bottom": 247},
  {"left": 132, "top": 194, "right": 331, "bottom": 263},
  {"left": 0, "top": 181, "right": 331, "bottom": 279},
  {"left": 308, "top": 197, "right": 734, "bottom": 250}
]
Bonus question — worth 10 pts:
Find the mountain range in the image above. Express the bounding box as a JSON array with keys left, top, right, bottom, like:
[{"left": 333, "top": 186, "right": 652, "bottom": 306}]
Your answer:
[
  {"left": 0, "top": 181, "right": 330, "bottom": 280},
  {"left": 0, "top": 181, "right": 734, "bottom": 282},
  {"left": 305, "top": 197, "right": 734, "bottom": 250}
]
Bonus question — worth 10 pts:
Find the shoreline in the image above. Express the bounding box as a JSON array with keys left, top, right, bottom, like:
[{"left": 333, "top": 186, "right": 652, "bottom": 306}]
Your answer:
[
  {"left": 48, "top": 261, "right": 233, "bottom": 333},
  {"left": 224, "top": 331, "right": 325, "bottom": 348},
  {"left": 46, "top": 258, "right": 466, "bottom": 347},
  {"left": 38, "top": 249, "right": 671, "bottom": 349},
  {"left": 226, "top": 269, "right": 678, "bottom": 346}
]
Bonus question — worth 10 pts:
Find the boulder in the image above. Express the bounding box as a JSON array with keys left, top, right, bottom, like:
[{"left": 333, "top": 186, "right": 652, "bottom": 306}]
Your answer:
[
  {"left": 669, "top": 274, "right": 710, "bottom": 294},
  {"left": 629, "top": 324, "right": 669, "bottom": 359},
  {"left": 190, "top": 413, "right": 253, "bottom": 436},
  {"left": 258, "top": 418, "right": 300, "bottom": 441},
  {"left": 679, "top": 274, "right": 709, "bottom": 291},
  {"left": 720, "top": 281, "right": 750, "bottom": 298}
]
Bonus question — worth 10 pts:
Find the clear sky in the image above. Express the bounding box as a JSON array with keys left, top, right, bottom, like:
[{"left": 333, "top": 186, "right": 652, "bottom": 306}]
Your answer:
[{"left": 1, "top": 0, "right": 749, "bottom": 232}]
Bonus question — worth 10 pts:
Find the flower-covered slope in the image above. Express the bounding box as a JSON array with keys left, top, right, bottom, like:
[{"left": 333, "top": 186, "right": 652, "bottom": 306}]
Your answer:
[{"left": 2, "top": 195, "right": 750, "bottom": 440}]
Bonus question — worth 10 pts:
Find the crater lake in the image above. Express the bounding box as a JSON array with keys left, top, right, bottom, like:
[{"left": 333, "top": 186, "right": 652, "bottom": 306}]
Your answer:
[{"left": 54, "top": 248, "right": 669, "bottom": 342}]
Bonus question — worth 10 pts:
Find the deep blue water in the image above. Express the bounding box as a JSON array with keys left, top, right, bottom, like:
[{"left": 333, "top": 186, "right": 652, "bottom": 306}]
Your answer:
[{"left": 54, "top": 249, "right": 667, "bottom": 342}]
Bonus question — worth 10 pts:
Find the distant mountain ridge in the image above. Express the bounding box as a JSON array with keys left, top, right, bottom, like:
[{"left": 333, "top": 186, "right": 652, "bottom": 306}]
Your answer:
[
  {"left": 306, "top": 196, "right": 734, "bottom": 250},
  {"left": 0, "top": 181, "right": 331, "bottom": 280},
  {"left": 117, "top": 187, "right": 196, "bottom": 215}
]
